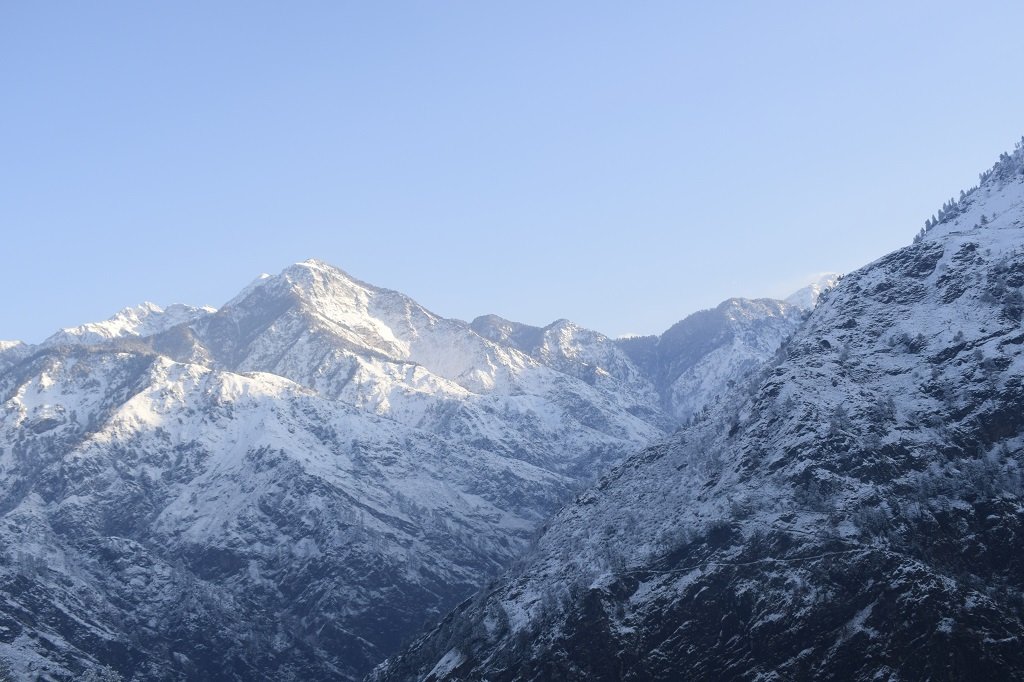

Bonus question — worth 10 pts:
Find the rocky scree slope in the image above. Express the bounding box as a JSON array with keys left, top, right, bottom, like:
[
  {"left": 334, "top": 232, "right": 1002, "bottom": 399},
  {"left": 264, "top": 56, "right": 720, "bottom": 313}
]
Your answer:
[
  {"left": 0, "top": 261, "right": 805, "bottom": 680},
  {"left": 371, "top": 142, "right": 1024, "bottom": 681}
]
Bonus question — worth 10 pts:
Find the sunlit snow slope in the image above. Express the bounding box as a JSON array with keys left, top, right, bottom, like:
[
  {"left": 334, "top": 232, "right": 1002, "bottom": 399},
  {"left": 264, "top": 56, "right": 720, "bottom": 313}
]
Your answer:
[{"left": 0, "top": 259, "right": 805, "bottom": 679}]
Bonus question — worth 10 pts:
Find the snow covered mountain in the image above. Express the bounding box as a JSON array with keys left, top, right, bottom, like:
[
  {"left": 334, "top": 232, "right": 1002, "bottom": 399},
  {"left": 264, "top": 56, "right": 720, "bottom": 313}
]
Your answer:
[
  {"left": 785, "top": 272, "right": 841, "bottom": 310},
  {"left": 473, "top": 298, "right": 807, "bottom": 426},
  {"left": 469, "top": 316, "right": 672, "bottom": 431},
  {"left": 616, "top": 298, "right": 806, "bottom": 422},
  {"left": 0, "top": 342, "right": 29, "bottom": 374},
  {"left": 0, "top": 350, "right": 583, "bottom": 679},
  {"left": 43, "top": 303, "right": 216, "bottom": 347},
  {"left": 370, "top": 140, "right": 1024, "bottom": 680},
  {"left": 0, "top": 260, "right": 805, "bottom": 679}
]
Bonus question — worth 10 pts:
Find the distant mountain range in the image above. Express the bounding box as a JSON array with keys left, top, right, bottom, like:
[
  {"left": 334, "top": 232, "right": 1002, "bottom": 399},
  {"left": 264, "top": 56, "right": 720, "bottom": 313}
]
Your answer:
[{"left": 0, "top": 255, "right": 821, "bottom": 679}]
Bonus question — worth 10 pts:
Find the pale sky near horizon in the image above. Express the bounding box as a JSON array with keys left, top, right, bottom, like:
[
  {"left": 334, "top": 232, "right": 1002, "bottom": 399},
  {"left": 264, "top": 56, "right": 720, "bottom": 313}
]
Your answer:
[{"left": 3, "top": 2, "right": 1024, "bottom": 342}]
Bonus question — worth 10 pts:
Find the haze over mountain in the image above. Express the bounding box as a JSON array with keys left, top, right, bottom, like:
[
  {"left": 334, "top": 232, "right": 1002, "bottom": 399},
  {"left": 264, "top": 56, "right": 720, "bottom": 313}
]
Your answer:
[
  {"left": 0, "top": 258, "right": 814, "bottom": 679},
  {"left": 372, "top": 140, "right": 1024, "bottom": 681}
]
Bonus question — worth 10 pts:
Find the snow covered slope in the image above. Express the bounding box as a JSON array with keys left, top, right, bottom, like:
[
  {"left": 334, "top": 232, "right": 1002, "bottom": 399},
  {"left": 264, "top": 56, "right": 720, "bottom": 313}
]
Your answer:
[
  {"left": 0, "top": 251, "right": 818, "bottom": 677},
  {"left": 785, "top": 272, "right": 841, "bottom": 310},
  {"left": 0, "top": 264, "right": 669, "bottom": 680},
  {"left": 43, "top": 302, "right": 215, "bottom": 347},
  {"left": 474, "top": 298, "right": 806, "bottom": 426},
  {"left": 0, "top": 255, "right": 807, "bottom": 679},
  {"left": 617, "top": 298, "right": 806, "bottom": 421},
  {"left": 0, "top": 342, "right": 30, "bottom": 373},
  {"left": 470, "top": 315, "right": 671, "bottom": 430},
  {"left": 371, "top": 139, "right": 1024, "bottom": 681},
  {"left": 0, "top": 349, "right": 579, "bottom": 679}
]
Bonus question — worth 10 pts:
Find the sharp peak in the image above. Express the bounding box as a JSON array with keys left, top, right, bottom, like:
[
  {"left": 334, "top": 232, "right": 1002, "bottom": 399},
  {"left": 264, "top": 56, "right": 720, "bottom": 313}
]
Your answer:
[
  {"left": 657, "top": 297, "right": 791, "bottom": 335},
  {"left": 111, "top": 301, "right": 163, "bottom": 315},
  {"left": 84, "top": 301, "right": 165, "bottom": 323},
  {"left": 293, "top": 257, "right": 338, "bottom": 270},
  {"left": 242, "top": 259, "right": 378, "bottom": 300},
  {"left": 784, "top": 273, "right": 842, "bottom": 310},
  {"left": 242, "top": 259, "right": 433, "bottom": 314},
  {"left": 792, "top": 272, "right": 841, "bottom": 289},
  {"left": 543, "top": 318, "right": 579, "bottom": 331},
  {"left": 285, "top": 258, "right": 352, "bottom": 277},
  {"left": 280, "top": 259, "right": 380, "bottom": 291}
]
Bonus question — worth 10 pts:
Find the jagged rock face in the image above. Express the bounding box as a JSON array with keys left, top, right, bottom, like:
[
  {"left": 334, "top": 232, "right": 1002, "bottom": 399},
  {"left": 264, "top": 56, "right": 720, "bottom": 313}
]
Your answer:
[
  {"left": 370, "top": 146, "right": 1024, "bottom": 681},
  {"left": 0, "top": 258, "right": 804, "bottom": 679}
]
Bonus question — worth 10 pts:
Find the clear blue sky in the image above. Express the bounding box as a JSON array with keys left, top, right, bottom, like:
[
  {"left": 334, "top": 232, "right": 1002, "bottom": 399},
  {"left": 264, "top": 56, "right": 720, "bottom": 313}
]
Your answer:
[{"left": 3, "top": 2, "right": 1023, "bottom": 342}]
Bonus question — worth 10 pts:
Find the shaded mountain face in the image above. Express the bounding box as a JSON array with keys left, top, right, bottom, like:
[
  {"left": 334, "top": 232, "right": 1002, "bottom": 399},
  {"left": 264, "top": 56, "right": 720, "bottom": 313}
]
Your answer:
[
  {"left": 0, "top": 259, "right": 804, "bottom": 679},
  {"left": 0, "top": 342, "right": 29, "bottom": 374},
  {"left": 370, "top": 143, "right": 1024, "bottom": 681},
  {"left": 616, "top": 298, "right": 806, "bottom": 421}
]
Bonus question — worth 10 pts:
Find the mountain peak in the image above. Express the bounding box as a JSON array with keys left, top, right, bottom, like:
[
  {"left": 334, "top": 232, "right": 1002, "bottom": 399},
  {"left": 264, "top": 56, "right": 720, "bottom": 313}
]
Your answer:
[
  {"left": 277, "top": 259, "right": 383, "bottom": 299},
  {"left": 289, "top": 257, "right": 353, "bottom": 278},
  {"left": 217, "top": 260, "right": 385, "bottom": 319},
  {"left": 296, "top": 257, "right": 331, "bottom": 268},
  {"left": 545, "top": 318, "right": 576, "bottom": 331},
  {"left": 43, "top": 301, "right": 215, "bottom": 346},
  {"left": 785, "top": 272, "right": 841, "bottom": 310}
]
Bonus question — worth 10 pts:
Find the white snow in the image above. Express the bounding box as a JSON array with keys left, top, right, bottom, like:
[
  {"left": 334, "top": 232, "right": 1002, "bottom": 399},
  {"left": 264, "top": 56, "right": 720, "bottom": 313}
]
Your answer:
[
  {"left": 785, "top": 273, "right": 841, "bottom": 310},
  {"left": 425, "top": 648, "right": 465, "bottom": 680},
  {"left": 42, "top": 301, "right": 215, "bottom": 346}
]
